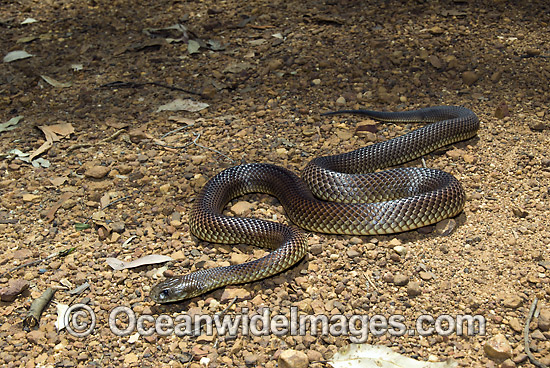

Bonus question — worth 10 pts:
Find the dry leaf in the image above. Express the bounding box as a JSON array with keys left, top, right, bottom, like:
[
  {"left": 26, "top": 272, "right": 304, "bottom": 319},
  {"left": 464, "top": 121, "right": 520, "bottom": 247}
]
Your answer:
[
  {"left": 44, "top": 192, "right": 73, "bottom": 222},
  {"left": 105, "top": 255, "right": 173, "bottom": 270},
  {"left": 29, "top": 123, "right": 74, "bottom": 160},
  {"left": 55, "top": 303, "right": 70, "bottom": 331},
  {"left": 4, "top": 50, "right": 33, "bottom": 62},
  {"left": 0, "top": 116, "right": 23, "bottom": 133},
  {"left": 49, "top": 176, "right": 68, "bottom": 186},
  {"left": 157, "top": 98, "right": 209, "bottom": 113},
  {"left": 41, "top": 75, "right": 72, "bottom": 88},
  {"left": 330, "top": 344, "right": 457, "bottom": 368}
]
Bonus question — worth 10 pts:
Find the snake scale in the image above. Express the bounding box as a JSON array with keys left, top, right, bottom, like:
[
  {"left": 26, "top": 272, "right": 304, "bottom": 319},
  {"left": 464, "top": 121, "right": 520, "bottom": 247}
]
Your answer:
[{"left": 151, "top": 106, "right": 479, "bottom": 303}]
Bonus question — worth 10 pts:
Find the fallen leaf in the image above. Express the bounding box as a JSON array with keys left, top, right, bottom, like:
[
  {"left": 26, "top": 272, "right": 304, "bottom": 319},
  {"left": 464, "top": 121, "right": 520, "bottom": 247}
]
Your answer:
[
  {"left": 21, "top": 18, "right": 38, "bottom": 24},
  {"left": 41, "top": 75, "right": 72, "bottom": 88},
  {"left": 44, "top": 192, "right": 73, "bottom": 222},
  {"left": 16, "top": 36, "right": 38, "bottom": 44},
  {"left": 4, "top": 50, "right": 33, "bottom": 62},
  {"left": 105, "top": 254, "right": 173, "bottom": 271},
  {"left": 0, "top": 116, "right": 23, "bottom": 133},
  {"left": 330, "top": 344, "right": 457, "bottom": 368},
  {"left": 168, "top": 116, "right": 196, "bottom": 125},
  {"left": 49, "top": 176, "right": 68, "bottom": 186},
  {"left": 157, "top": 98, "right": 209, "bottom": 113},
  {"left": 188, "top": 39, "right": 200, "bottom": 54},
  {"left": 29, "top": 123, "right": 74, "bottom": 161},
  {"left": 55, "top": 303, "right": 70, "bottom": 331}
]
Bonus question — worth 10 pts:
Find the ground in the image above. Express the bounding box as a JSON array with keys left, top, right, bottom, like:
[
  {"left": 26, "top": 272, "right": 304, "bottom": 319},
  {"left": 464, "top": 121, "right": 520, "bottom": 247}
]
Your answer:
[{"left": 1, "top": 0, "right": 550, "bottom": 367}]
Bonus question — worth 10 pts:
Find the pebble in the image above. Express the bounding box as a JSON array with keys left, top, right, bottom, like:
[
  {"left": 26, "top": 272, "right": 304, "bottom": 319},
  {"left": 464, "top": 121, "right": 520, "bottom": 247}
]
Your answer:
[
  {"left": 231, "top": 201, "right": 255, "bottom": 215},
  {"left": 508, "top": 318, "right": 523, "bottom": 332},
  {"left": 278, "top": 349, "right": 309, "bottom": 368},
  {"left": 310, "top": 243, "right": 323, "bottom": 255},
  {"left": 336, "top": 96, "right": 346, "bottom": 106},
  {"left": 312, "top": 79, "right": 321, "bottom": 85},
  {"left": 220, "top": 288, "right": 250, "bottom": 301},
  {"left": 84, "top": 165, "right": 110, "bottom": 179},
  {"left": 435, "top": 219, "right": 456, "bottom": 236},
  {"left": 462, "top": 71, "right": 480, "bottom": 86},
  {"left": 501, "top": 359, "right": 516, "bottom": 368},
  {"left": 538, "top": 308, "right": 550, "bottom": 331},
  {"left": 529, "top": 120, "right": 547, "bottom": 131},
  {"left": 407, "top": 282, "right": 422, "bottom": 297},
  {"left": 230, "top": 253, "right": 249, "bottom": 265},
  {"left": 419, "top": 271, "right": 433, "bottom": 281},
  {"left": 382, "top": 272, "right": 394, "bottom": 283},
  {"left": 502, "top": 295, "right": 522, "bottom": 309},
  {"left": 511, "top": 207, "right": 528, "bottom": 218},
  {"left": 393, "top": 245, "right": 407, "bottom": 257},
  {"left": 27, "top": 330, "right": 46, "bottom": 344},
  {"left": 393, "top": 274, "right": 409, "bottom": 286},
  {"left": 484, "top": 334, "right": 512, "bottom": 360},
  {"left": 346, "top": 249, "right": 361, "bottom": 258},
  {"left": 531, "top": 329, "right": 545, "bottom": 340}
]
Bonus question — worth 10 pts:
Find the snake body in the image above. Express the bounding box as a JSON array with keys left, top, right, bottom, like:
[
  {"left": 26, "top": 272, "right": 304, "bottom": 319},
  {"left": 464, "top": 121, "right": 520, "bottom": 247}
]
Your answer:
[{"left": 151, "top": 106, "right": 479, "bottom": 303}]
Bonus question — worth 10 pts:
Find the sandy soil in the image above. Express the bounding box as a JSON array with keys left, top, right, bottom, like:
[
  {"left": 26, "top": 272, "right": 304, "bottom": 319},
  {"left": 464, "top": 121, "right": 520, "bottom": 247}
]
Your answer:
[{"left": 1, "top": 0, "right": 549, "bottom": 367}]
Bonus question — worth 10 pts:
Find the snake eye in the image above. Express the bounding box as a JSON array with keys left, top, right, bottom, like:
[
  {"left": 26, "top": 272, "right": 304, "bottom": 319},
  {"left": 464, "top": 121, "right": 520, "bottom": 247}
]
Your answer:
[{"left": 158, "top": 290, "right": 169, "bottom": 300}]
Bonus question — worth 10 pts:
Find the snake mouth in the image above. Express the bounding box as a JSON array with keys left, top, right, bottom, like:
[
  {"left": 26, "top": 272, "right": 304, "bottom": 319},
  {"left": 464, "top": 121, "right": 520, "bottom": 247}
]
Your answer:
[{"left": 150, "top": 272, "right": 211, "bottom": 303}]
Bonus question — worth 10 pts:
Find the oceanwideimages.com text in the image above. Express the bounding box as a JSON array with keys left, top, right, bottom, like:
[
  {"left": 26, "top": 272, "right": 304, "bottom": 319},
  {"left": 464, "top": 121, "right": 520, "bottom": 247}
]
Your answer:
[{"left": 65, "top": 304, "right": 486, "bottom": 342}]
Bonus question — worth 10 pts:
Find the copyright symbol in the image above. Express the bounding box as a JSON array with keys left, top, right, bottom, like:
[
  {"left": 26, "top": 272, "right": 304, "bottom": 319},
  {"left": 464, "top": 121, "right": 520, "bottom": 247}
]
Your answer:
[{"left": 65, "top": 304, "right": 96, "bottom": 337}]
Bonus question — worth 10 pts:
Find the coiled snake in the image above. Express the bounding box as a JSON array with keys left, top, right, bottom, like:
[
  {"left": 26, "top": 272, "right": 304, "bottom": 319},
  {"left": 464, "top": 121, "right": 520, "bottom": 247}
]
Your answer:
[{"left": 151, "top": 106, "right": 479, "bottom": 303}]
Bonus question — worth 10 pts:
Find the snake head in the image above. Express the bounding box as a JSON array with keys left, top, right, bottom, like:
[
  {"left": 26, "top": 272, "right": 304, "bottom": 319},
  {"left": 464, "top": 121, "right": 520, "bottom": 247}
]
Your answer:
[{"left": 150, "top": 273, "right": 208, "bottom": 303}]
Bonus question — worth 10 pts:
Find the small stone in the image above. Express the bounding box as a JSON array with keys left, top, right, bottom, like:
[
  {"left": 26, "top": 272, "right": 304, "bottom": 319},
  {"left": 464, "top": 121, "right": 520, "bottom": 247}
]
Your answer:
[
  {"left": 84, "top": 166, "right": 110, "bottom": 179},
  {"left": 512, "top": 207, "right": 528, "bottom": 218},
  {"left": 382, "top": 272, "right": 394, "bottom": 283},
  {"left": 538, "top": 308, "right": 550, "bottom": 331},
  {"left": 512, "top": 354, "right": 528, "bottom": 364},
  {"left": 435, "top": 219, "right": 456, "bottom": 236},
  {"left": 393, "top": 245, "right": 407, "bottom": 257},
  {"left": 306, "top": 350, "right": 323, "bottom": 362},
  {"left": 27, "top": 330, "right": 46, "bottom": 344},
  {"left": 220, "top": 288, "right": 250, "bottom": 301},
  {"left": 419, "top": 271, "right": 433, "bottom": 281},
  {"left": 484, "top": 334, "right": 512, "bottom": 360},
  {"left": 462, "top": 71, "right": 480, "bottom": 86},
  {"left": 0, "top": 279, "right": 29, "bottom": 302},
  {"left": 310, "top": 244, "right": 323, "bottom": 255},
  {"left": 111, "top": 221, "right": 125, "bottom": 233},
  {"left": 346, "top": 249, "right": 360, "bottom": 258},
  {"left": 278, "top": 349, "right": 309, "bottom": 368},
  {"left": 244, "top": 353, "right": 259, "bottom": 366},
  {"left": 231, "top": 201, "right": 255, "bottom": 215},
  {"left": 446, "top": 148, "right": 466, "bottom": 159},
  {"left": 349, "top": 237, "right": 363, "bottom": 245},
  {"left": 159, "top": 184, "right": 171, "bottom": 194},
  {"left": 502, "top": 295, "right": 522, "bottom": 309},
  {"left": 312, "top": 79, "right": 321, "bottom": 85},
  {"left": 495, "top": 103, "right": 510, "bottom": 119},
  {"left": 336, "top": 96, "right": 346, "bottom": 106},
  {"left": 501, "top": 359, "right": 516, "bottom": 368},
  {"left": 463, "top": 154, "right": 476, "bottom": 164},
  {"left": 230, "top": 253, "right": 249, "bottom": 265},
  {"left": 428, "top": 26, "right": 444, "bottom": 35},
  {"left": 428, "top": 55, "right": 442, "bottom": 69},
  {"left": 531, "top": 329, "right": 546, "bottom": 340},
  {"left": 508, "top": 318, "right": 523, "bottom": 333},
  {"left": 394, "top": 274, "right": 409, "bottom": 286},
  {"left": 407, "top": 282, "right": 422, "bottom": 297},
  {"left": 529, "top": 120, "right": 547, "bottom": 131},
  {"left": 388, "top": 238, "right": 402, "bottom": 247}
]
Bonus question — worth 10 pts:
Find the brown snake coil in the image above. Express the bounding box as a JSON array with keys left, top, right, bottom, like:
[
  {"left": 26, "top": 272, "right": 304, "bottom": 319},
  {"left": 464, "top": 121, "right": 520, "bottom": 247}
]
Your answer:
[{"left": 151, "top": 106, "right": 479, "bottom": 303}]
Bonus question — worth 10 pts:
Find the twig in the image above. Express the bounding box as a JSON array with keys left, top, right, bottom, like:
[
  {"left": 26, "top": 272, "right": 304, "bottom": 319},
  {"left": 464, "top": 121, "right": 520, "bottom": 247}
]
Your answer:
[
  {"left": 100, "top": 81, "right": 201, "bottom": 95},
  {"left": 154, "top": 131, "right": 235, "bottom": 163},
  {"left": 524, "top": 297, "right": 547, "bottom": 368},
  {"left": 67, "top": 129, "right": 127, "bottom": 151},
  {"left": 0, "top": 247, "right": 77, "bottom": 279}
]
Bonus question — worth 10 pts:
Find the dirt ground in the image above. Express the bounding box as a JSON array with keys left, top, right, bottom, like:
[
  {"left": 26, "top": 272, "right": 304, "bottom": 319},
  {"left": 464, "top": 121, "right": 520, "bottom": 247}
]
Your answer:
[{"left": 1, "top": 0, "right": 550, "bottom": 367}]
